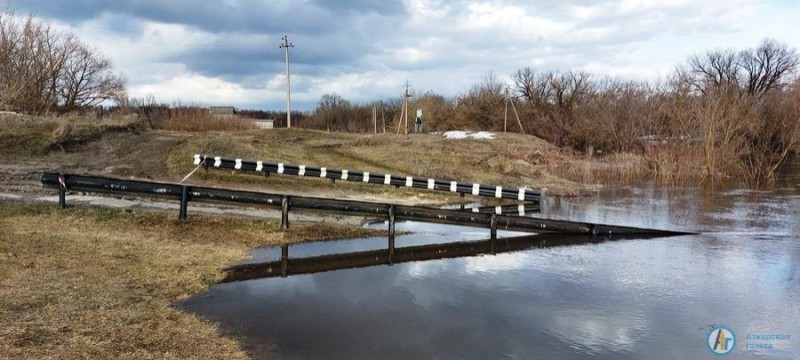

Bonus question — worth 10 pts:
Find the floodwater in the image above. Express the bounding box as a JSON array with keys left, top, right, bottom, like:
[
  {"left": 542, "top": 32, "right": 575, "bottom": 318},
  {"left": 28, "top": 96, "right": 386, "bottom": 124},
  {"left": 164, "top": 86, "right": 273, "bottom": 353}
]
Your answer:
[{"left": 178, "top": 163, "right": 800, "bottom": 359}]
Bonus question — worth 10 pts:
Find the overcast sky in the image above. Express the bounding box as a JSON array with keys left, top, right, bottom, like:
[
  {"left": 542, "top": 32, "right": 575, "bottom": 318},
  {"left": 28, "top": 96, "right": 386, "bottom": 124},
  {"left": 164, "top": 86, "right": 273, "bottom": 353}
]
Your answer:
[{"left": 12, "top": 0, "right": 800, "bottom": 110}]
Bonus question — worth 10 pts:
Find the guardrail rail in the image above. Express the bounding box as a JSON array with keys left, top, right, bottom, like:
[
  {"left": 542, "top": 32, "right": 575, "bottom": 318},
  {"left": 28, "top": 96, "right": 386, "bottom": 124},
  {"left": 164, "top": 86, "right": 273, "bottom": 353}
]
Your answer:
[{"left": 41, "top": 172, "right": 692, "bottom": 239}]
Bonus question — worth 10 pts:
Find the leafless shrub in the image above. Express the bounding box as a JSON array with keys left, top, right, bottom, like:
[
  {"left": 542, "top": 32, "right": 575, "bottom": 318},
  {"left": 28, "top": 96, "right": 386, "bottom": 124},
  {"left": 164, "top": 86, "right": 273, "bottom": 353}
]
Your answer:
[
  {"left": 454, "top": 72, "right": 506, "bottom": 131},
  {"left": 166, "top": 102, "right": 255, "bottom": 132}
]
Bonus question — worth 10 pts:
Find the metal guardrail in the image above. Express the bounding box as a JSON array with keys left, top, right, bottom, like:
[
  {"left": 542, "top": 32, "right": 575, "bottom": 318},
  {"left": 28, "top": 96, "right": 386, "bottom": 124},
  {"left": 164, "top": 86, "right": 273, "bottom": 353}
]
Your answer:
[
  {"left": 41, "top": 172, "right": 692, "bottom": 238},
  {"left": 193, "top": 154, "right": 542, "bottom": 203},
  {"left": 453, "top": 203, "right": 541, "bottom": 216}
]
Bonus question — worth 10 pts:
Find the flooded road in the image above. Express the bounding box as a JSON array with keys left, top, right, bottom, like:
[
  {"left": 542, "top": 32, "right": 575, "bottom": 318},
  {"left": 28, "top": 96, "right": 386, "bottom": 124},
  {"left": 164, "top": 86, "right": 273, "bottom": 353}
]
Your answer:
[{"left": 179, "top": 171, "right": 800, "bottom": 359}]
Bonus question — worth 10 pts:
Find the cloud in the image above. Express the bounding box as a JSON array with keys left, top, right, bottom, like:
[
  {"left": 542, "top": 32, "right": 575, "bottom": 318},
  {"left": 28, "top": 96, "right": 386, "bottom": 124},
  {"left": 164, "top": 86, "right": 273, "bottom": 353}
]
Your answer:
[{"left": 10, "top": 0, "right": 800, "bottom": 109}]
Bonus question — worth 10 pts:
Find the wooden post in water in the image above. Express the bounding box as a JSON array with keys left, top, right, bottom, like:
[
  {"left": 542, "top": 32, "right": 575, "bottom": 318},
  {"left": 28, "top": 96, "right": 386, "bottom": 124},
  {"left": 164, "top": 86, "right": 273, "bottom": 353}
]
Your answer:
[{"left": 280, "top": 195, "right": 290, "bottom": 230}]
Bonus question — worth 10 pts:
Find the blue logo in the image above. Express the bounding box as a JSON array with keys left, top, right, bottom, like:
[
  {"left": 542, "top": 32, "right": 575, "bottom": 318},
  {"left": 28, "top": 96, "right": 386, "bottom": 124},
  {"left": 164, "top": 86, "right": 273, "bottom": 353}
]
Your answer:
[{"left": 708, "top": 326, "right": 736, "bottom": 355}]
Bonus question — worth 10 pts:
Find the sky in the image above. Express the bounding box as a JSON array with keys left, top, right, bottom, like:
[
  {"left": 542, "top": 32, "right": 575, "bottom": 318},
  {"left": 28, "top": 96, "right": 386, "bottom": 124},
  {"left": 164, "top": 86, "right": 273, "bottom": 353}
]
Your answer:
[{"left": 10, "top": 0, "right": 800, "bottom": 110}]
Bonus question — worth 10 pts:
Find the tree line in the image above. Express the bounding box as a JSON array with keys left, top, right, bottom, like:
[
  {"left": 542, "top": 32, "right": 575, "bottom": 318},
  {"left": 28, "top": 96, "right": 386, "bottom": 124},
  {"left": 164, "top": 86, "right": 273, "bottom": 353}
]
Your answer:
[
  {"left": 300, "top": 39, "right": 799, "bottom": 185},
  {"left": 0, "top": 11, "right": 125, "bottom": 115},
  {"left": 1, "top": 11, "right": 797, "bottom": 185}
]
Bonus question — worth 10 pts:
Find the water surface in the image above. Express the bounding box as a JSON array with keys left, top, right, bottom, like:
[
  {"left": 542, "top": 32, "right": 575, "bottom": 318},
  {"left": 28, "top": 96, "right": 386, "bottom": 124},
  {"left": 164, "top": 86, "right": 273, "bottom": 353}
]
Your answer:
[{"left": 179, "top": 174, "right": 800, "bottom": 359}]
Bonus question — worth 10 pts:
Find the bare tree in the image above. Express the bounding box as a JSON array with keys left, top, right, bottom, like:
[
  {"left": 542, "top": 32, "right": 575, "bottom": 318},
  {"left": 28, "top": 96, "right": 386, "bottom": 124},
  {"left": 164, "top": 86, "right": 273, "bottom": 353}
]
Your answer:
[
  {"left": 0, "top": 10, "right": 126, "bottom": 115},
  {"left": 676, "top": 38, "right": 798, "bottom": 97},
  {"left": 738, "top": 38, "right": 799, "bottom": 97},
  {"left": 58, "top": 43, "right": 126, "bottom": 113},
  {"left": 675, "top": 49, "right": 739, "bottom": 95},
  {"left": 316, "top": 93, "right": 350, "bottom": 132},
  {"left": 455, "top": 72, "right": 506, "bottom": 130}
]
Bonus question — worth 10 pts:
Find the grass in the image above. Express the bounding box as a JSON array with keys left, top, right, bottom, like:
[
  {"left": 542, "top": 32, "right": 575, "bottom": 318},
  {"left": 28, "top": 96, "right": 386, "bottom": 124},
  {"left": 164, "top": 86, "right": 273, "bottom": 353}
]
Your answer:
[
  {"left": 0, "top": 113, "right": 141, "bottom": 156},
  {"left": 165, "top": 107, "right": 256, "bottom": 132},
  {"left": 0, "top": 203, "right": 384, "bottom": 359},
  {"left": 166, "top": 129, "right": 592, "bottom": 197},
  {"left": 548, "top": 152, "right": 650, "bottom": 186},
  {"left": 1, "top": 112, "right": 600, "bottom": 196}
]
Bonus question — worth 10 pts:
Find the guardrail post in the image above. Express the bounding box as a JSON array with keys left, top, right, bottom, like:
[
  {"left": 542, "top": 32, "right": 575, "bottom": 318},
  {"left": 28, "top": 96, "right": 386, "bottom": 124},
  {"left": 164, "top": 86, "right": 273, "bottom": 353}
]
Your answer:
[
  {"left": 179, "top": 185, "right": 190, "bottom": 222},
  {"left": 58, "top": 173, "right": 66, "bottom": 209},
  {"left": 280, "top": 195, "right": 290, "bottom": 230},
  {"left": 281, "top": 245, "right": 289, "bottom": 277},
  {"left": 388, "top": 236, "right": 395, "bottom": 265},
  {"left": 490, "top": 213, "right": 498, "bottom": 240},
  {"left": 388, "top": 204, "right": 396, "bottom": 239},
  {"left": 388, "top": 204, "right": 396, "bottom": 265}
]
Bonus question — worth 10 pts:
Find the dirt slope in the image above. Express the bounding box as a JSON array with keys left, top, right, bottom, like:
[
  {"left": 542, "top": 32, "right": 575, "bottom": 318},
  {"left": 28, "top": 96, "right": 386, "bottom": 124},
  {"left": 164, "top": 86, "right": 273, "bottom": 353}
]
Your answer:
[{"left": 1, "top": 115, "right": 593, "bottom": 204}]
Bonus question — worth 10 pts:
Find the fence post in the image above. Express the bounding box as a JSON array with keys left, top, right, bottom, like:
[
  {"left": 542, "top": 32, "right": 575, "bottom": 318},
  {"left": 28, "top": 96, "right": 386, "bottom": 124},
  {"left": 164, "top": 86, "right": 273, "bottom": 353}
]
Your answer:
[
  {"left": 58, "top": 173, "right": 66, "bottom": 209},
  {"left": 179, "top": 185, "right": 190, "bottom": 222},
  {"left": 280, "top": 195, "right": 290, "bottom": 230}
]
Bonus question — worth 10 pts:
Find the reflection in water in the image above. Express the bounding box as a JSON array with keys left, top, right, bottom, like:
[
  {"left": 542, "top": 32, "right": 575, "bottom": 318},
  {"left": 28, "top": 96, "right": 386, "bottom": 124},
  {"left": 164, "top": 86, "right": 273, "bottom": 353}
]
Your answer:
[
  {"left": 223, "top": 233, "right": 659, "bottom": 282},
  {"left": 179, "top": 181, "right": 800, "bottom": 360}
]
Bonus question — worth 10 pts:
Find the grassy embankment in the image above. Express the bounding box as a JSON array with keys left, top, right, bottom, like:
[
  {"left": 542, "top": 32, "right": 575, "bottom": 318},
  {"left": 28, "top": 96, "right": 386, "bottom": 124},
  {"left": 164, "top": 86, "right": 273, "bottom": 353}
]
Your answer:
[
  {"left": 0, "top": 203, "right": 383, "bottom": 359},
  {"left": 1, "top": 113, "right": 603, "bottom": 200},
  {"left": 166, "top": 128, "right": 601, "bottom": 198},
  {"left": 0, "top": 113, "right": 140, "bottom": 156}
]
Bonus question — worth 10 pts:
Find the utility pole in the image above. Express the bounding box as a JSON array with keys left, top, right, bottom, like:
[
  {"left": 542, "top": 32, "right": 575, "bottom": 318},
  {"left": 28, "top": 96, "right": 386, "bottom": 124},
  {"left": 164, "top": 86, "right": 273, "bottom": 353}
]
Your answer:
[
  {"left": 280, "top": 35, "right": 294, "bottom": 128},
  {"left": 403, "top": 80, "right": 411, "bottom": 135},
  {"left": 509, "top": 95, "right": 524, "bottom": 133},
  {"left": 504, "top": 88, "right": 509, "bottom": 133},
  {"left": 503, "top": 87, "right": 524, "bottom": 133}
]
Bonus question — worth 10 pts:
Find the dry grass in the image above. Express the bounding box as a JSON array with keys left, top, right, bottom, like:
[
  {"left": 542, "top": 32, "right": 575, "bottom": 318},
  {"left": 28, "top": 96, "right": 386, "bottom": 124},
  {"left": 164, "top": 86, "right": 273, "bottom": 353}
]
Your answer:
[
  {"left": 165, "top": 107, "right": 255, "bottom": 132},
  {"left": 0, "top": 203, "right": 383, "bottom": 359},
  {"left": 0, "top": 113, "right": 141, "bottom": 156},
  {"left": 548, "top": 152, "right": 650, "bottom": 186},
  {"left": 167, "top": 129, "right": 592, "bottom": 196}
]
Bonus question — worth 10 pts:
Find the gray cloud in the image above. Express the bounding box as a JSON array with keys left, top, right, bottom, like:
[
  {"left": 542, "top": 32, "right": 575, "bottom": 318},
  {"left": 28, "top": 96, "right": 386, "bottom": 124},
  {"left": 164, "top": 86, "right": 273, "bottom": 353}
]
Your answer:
[
  {"left": 11, "top": 0, "right": 798, "bottom": 109},
  {"left": 16, "top": 0, "right": 393, "bottom": 34}
]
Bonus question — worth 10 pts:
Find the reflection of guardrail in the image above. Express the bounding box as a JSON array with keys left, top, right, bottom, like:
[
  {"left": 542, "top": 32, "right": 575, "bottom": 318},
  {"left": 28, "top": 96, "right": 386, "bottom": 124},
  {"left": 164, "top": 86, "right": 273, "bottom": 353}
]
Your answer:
[
  {"left": 222, "top": 233, "right": 656, "bottom": 281},
  {"left": 40, "top": 172, "right": 691, "bottom": 239},
  {"left": 450, "top": 203, "right": 540, "bottom": 216},
  {"left": 193, "top": 154, "right": 541, "bottom": 203}
]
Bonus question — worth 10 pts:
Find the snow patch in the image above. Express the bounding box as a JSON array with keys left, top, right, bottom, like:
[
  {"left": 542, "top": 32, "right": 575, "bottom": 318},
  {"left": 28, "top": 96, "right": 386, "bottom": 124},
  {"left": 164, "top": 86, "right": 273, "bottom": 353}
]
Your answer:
[{"left": 442, "top": 131, "right": 495, "bottom": 140}]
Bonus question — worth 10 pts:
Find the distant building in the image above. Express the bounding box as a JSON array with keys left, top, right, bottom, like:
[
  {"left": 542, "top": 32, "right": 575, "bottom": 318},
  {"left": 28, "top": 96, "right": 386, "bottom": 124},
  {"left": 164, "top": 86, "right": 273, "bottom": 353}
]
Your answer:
[
  {"left": 254, "top": 119, "right": 275, "bottom": 129},
  {"left": 209, "top": 106, "right": 237, "bottom": 117}
]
